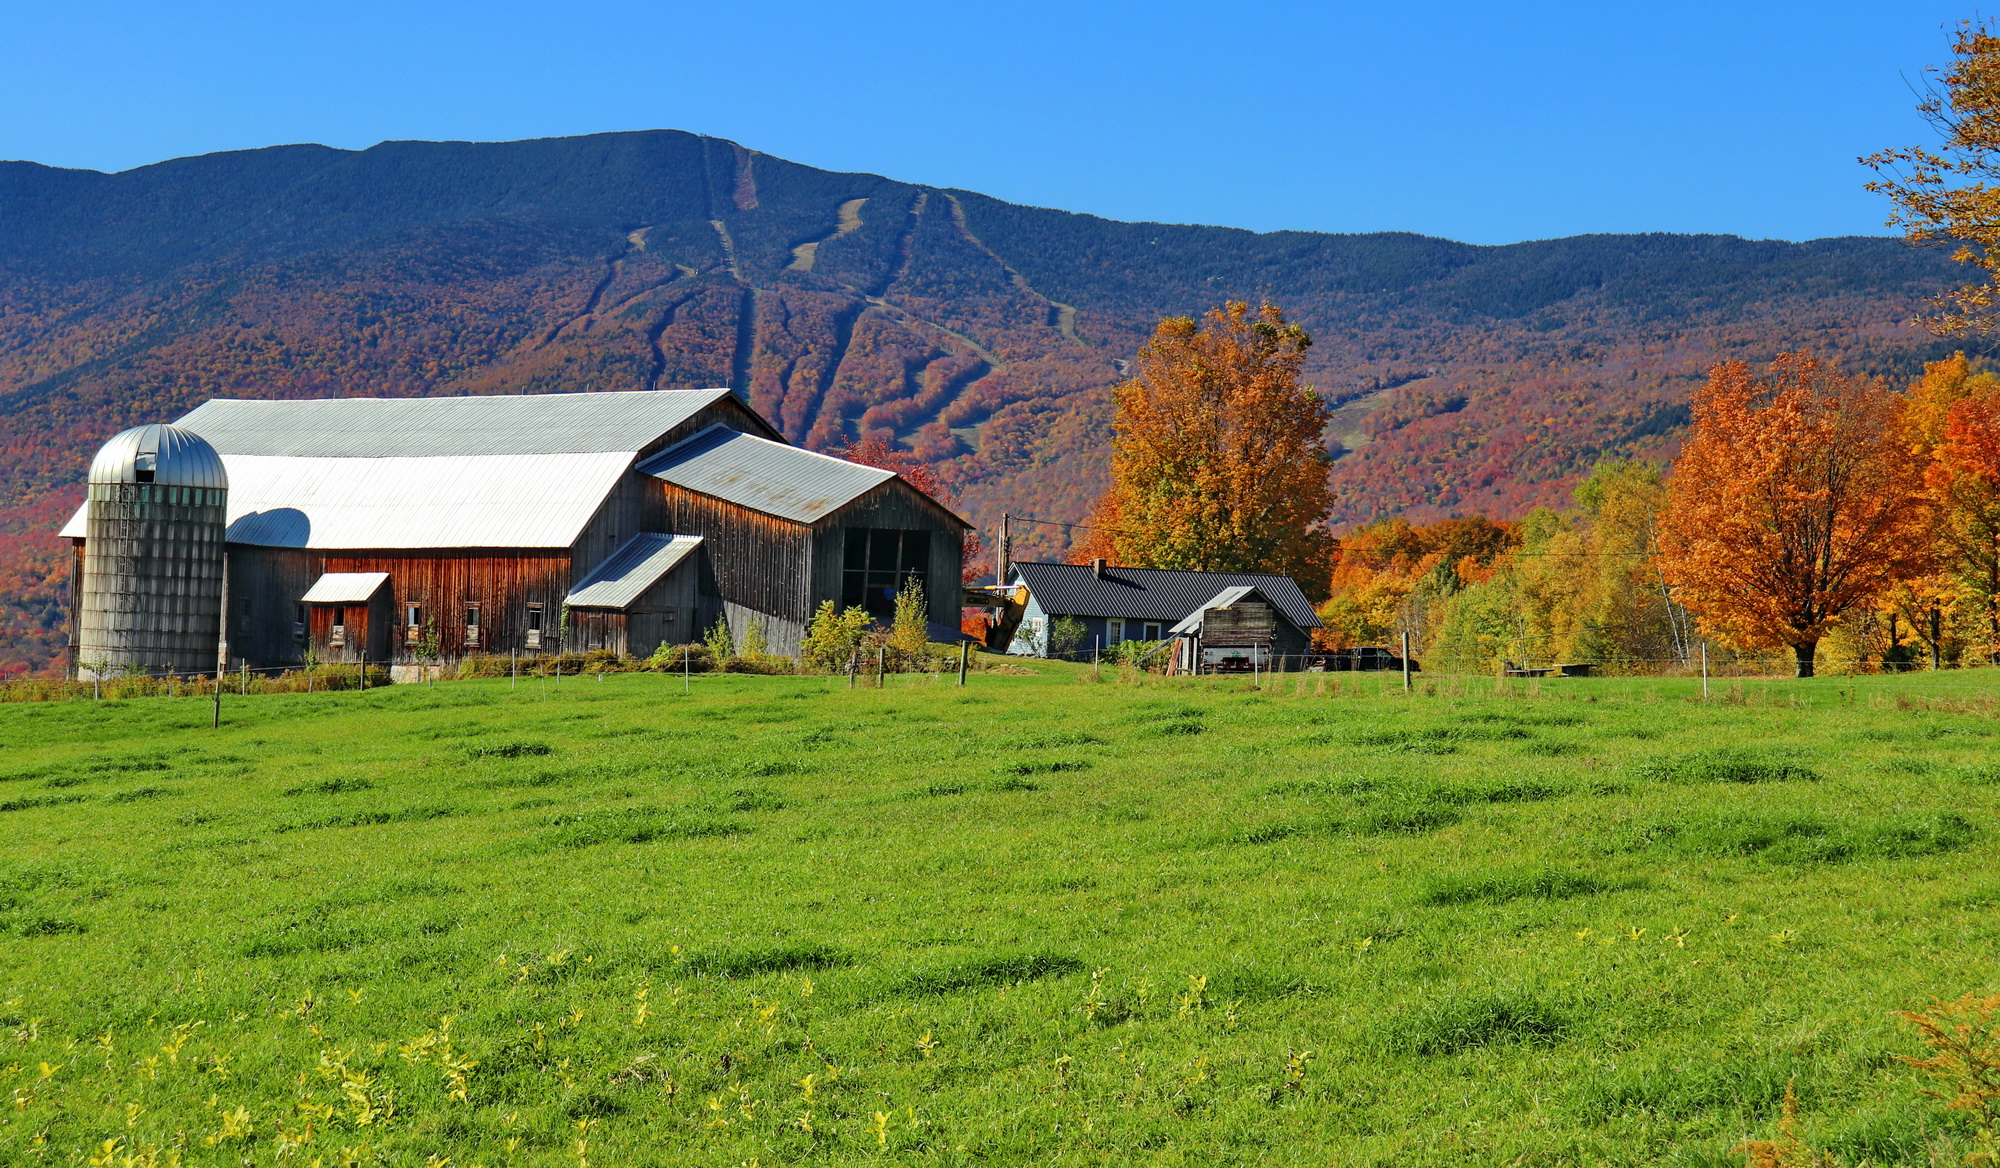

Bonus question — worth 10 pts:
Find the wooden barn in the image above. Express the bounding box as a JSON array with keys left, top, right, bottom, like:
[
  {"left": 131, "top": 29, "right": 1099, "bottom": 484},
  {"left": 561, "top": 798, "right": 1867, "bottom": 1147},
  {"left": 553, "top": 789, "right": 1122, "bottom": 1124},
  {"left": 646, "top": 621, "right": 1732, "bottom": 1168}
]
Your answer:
[{"left": 61, "top": 389, "right": 968, "bottom": 674}]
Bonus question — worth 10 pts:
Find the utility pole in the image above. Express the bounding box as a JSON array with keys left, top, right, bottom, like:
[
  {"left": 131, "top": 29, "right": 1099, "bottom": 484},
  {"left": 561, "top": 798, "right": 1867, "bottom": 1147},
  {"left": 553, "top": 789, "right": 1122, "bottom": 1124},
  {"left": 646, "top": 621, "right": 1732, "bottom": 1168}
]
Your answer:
[{"left": 213, "top": 552, "right": 229, "bottom": 729}]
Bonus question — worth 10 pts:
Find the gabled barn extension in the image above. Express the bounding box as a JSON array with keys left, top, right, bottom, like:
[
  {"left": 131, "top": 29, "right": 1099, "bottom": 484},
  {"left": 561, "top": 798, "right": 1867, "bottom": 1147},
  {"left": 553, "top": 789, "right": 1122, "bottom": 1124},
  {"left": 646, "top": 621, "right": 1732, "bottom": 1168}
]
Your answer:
[{"left": 61, "top": 389, "right": 969, "bottom": 675}]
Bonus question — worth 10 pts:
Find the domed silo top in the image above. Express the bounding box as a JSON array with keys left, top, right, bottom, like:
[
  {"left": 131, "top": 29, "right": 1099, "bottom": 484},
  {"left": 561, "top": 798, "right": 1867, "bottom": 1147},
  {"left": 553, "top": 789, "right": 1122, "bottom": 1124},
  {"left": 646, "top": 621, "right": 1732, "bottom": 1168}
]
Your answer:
[{"left": 87, "top": 424, "right": 228, "bottom": 490}]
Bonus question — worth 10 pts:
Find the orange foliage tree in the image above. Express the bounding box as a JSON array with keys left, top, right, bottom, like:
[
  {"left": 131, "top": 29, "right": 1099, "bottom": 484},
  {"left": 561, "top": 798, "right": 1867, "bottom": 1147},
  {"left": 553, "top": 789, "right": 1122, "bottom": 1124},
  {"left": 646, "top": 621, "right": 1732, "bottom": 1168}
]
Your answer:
[
  {"left": 1866, "top": 21, "right": 2000, "bottom": 334},
  {"left": 1931, "top": 390, "right": 2000, "bottom": 657},
  {"left": 1080, "top": 302, "right": 1332, "bottom": 592},
  {"left": 1657, "top": 354, "right": 1932, "bottom": 677}
]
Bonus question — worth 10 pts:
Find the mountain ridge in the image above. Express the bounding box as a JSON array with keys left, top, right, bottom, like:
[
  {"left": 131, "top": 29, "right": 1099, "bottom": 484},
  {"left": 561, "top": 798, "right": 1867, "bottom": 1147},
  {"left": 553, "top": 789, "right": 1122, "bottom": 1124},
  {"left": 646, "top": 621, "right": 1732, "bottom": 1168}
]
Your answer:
[{"left": 0, "top": 128, "right": 1965, "bottom": 673}]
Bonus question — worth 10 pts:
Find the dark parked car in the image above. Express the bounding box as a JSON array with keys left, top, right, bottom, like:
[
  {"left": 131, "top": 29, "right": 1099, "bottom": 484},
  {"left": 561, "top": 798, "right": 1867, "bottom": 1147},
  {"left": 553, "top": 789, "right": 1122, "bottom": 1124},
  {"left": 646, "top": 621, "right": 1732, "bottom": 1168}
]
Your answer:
[{"left": 1322, "top": 646, "right": 1419, "bottom": 673}]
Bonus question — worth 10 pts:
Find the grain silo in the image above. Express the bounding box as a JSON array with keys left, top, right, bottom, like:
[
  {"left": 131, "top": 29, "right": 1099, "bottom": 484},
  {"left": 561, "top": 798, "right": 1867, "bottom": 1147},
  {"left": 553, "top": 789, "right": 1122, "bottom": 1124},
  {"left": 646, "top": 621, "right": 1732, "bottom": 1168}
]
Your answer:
[{"left": 74, "top": 424, "right": 229, "bottom": 679}]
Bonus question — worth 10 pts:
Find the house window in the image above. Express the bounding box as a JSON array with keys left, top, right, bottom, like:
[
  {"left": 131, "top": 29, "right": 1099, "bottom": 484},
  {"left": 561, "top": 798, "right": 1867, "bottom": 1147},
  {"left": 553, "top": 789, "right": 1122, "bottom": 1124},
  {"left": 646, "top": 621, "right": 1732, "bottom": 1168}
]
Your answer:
[
  {"left": 840, "top": 529, "right": 931, "bottom": 622},
  {"left": 1143, "top": 623, "right": 1162, "bottom": 641},
  {"left": 1107, "top": 618, "right": 1125, "bottom": 644}
]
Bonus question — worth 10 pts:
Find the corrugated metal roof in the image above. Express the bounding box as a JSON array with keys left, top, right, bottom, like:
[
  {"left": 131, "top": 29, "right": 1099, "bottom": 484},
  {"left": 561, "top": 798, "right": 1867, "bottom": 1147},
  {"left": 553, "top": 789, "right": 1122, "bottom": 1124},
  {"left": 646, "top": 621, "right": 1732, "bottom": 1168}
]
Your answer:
[
  {"left": 565, "top": 534, "right": 703, "bottom": 609},
  {"left": 1010, "top": 562, "right": 1322, "bottom": 629},
  {"left": 300, "top": 572, "right": 389, "bottom": 603},
  {"left": 638, "top": 425, "right": 896, "bottom": 524},
  {"left": 175, "top": 389, "right": 734, "bottom": 457},
  {"left": 1168, "top": 586, "right": 1262, "bottom": 636},
  {"left": 219, "top": 452, "right": 634, "bottom": 548},
  {"left": 89, "top": 424, "right": 228, "bottom": 489}
]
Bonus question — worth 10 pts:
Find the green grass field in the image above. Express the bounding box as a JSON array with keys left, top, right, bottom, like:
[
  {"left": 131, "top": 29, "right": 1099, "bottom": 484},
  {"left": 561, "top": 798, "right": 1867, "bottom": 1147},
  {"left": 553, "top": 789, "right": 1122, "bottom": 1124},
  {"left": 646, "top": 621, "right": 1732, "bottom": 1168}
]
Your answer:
[{"left": 2, "top": 662, "right": 1998, "bottom": 1166}]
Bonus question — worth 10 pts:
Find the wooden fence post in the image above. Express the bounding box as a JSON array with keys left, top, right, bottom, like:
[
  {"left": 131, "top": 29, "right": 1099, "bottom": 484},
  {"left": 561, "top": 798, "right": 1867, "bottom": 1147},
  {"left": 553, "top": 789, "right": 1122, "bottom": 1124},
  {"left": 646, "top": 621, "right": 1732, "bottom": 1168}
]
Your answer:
[
  {"left": 1401, "top": 632, "right": 1412, "bottom": 694},
  {"left": 958, "top": 641, "right": 969, "bottom": 687}
]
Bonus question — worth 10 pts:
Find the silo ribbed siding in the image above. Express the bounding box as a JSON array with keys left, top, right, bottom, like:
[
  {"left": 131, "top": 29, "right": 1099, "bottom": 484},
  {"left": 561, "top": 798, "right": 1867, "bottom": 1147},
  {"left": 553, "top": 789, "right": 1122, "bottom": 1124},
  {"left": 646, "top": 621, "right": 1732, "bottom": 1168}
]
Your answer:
[{"left": 77, "top": 483, "right": 227, "bottom": 675}]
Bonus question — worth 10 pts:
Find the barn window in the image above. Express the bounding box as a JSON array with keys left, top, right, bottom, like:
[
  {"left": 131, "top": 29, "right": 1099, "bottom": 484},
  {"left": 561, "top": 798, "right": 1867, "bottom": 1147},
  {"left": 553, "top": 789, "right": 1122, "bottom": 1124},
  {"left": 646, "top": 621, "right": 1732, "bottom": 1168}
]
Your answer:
[
  {"left": 464, "top": 604, "right": 481, "bottom": 648},
  {"left": 134, "top": 452, "right": 155, "bottom": 483},
  {"left": 841, "top": 529, "right": 930, "bottom": 621},
  {"left": 330, "top": 606, "right": 347, "bottom": 647},
  {"left": 526, "top": 603, "right": 544, "bottom": 649}
]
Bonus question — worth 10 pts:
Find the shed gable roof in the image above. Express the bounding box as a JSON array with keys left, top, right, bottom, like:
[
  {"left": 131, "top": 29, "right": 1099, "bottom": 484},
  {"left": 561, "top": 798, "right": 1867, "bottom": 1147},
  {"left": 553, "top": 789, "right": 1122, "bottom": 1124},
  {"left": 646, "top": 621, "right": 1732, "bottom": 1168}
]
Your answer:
[
  {"left": 175, "top": 388, "right": 740, "bottom": 457},
  {"left": 638, "top": 425, "right": 897, "bottom": 525},
  {"left": 1169, "top": 586, "right": 1284, "bottom": 636},
  {"left": 300, "top": 572, "right": 389, "bottom": 604},
  {"left": 565, "top": 534, "right": 703, "bottom": 609},
  {"left": 1011, "top": 562, "right": 1322, "bottom": 629}
]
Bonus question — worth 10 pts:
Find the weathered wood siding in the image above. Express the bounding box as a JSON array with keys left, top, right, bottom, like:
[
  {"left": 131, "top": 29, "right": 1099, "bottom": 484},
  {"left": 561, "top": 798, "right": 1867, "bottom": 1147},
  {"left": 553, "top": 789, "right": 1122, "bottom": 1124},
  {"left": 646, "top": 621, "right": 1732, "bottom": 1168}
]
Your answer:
[
  {"left": 227, "top": 546, "right": 571, "bottom": 667},
  {"left": 1196, "top": 599, "right": 1312, "bottom": 654},
  {"left": 811, "top": 480, "right": 967, "bottom": 633},
  {"left": 566, "top": 555, "right": 699, "bottom": 659},
  {"left": 658, "top": 484, "right": 813, "bottom": 629}
]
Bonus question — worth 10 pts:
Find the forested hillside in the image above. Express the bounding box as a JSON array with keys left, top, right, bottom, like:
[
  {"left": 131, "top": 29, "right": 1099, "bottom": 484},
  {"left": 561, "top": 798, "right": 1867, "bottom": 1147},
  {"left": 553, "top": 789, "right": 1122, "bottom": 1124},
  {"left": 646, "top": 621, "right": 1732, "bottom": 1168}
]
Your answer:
[{"left": 0, "top": 130, "right": 1963, "bottom": 673}]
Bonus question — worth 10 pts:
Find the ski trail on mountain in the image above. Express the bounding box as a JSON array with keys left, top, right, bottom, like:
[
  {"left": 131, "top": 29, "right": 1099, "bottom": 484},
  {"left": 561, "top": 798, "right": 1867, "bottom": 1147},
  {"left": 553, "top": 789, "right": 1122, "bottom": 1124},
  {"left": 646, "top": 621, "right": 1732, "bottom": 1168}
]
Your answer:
[
  {"left": 730, "top": 287, "right": 757, "bottom": 395},
  {"left": 536, "top": 244, "right": 630, "bottom": 347},
  {"left": 788, "top": 198, "right": 868, "bottom": 272},
  {"left": 798, "top": 302, "right": 865, "bottom": 442},
  {"left": 644, "top": 291, "right": 701, "bottom": 392},
  {"left": 943, "top": 193, "right": 1085, "bottom": 347},
  {"left": 710, "top": 220, "right": 742, "bottom": 280}
]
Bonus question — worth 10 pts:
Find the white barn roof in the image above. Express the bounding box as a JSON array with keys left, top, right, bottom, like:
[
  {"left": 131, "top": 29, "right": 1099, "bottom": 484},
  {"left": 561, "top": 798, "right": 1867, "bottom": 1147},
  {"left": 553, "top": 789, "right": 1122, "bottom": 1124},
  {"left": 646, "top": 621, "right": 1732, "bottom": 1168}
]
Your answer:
[
  {"left": 59, "top": 389, "right": 965, "bottom": 550},
  {"left": 62, "top": 451, "right": 636, "bottom": 548},
  {"left": 176, "top": 389, "right": 737, "bottom": 457}
]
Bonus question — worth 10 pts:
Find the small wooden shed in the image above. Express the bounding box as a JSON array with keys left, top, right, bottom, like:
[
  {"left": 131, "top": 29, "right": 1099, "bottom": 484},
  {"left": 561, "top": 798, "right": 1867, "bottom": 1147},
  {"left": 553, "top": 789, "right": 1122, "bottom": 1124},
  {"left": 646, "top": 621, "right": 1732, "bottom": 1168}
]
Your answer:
[{"left": 1170, "top": 586, "right": 1314, "bottom": 673}]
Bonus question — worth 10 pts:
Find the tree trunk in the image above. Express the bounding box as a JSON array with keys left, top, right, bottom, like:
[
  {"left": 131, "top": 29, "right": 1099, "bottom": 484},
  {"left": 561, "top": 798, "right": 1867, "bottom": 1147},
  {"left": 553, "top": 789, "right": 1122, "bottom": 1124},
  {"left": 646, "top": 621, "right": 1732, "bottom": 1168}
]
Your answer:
[{"left": 1793, "top": 641, "right": 1816, "bottom": 678}]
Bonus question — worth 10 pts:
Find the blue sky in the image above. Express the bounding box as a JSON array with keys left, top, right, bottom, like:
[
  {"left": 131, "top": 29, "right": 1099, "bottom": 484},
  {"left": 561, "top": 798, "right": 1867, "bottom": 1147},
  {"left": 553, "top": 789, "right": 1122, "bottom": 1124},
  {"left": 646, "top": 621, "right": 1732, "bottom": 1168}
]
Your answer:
[{"left": 0, "top": 0, "right": 1966, "bottom": 244}]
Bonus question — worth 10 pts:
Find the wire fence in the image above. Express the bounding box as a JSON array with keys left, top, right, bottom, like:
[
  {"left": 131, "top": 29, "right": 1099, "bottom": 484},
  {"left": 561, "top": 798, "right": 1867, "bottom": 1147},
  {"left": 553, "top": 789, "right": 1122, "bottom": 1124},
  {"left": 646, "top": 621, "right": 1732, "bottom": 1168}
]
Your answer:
[{"left": 8, "top": 649, "right": 1997, "bottom": 720}]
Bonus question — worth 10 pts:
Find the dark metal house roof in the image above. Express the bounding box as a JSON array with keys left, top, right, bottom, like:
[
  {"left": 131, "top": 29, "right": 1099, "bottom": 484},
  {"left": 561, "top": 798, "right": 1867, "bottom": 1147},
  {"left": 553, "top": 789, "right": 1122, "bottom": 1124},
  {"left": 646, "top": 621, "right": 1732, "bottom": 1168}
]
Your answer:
[{"left": 1010, "top": 562, "right": 1322, "bottom": 629}]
